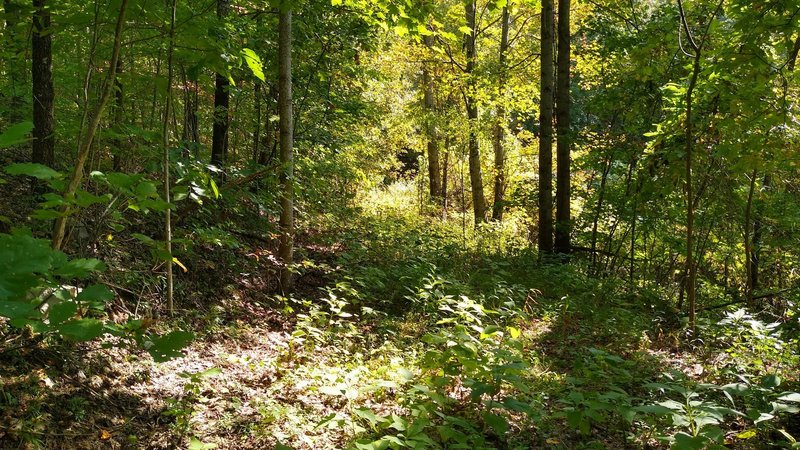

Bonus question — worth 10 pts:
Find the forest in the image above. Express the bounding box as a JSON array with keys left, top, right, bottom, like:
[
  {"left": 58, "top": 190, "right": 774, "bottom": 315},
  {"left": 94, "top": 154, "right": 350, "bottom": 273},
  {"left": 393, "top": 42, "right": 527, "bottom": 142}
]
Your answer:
[{"left": 1, "top": 0, "right": 800, "bottom": 448}]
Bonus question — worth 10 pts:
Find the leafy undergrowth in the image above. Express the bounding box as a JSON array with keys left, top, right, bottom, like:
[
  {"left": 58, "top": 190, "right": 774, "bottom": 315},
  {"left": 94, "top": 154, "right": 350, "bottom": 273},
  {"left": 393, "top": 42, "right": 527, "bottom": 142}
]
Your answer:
[{"left": 2, "top": 186, "right": 799, "bottom": 449}]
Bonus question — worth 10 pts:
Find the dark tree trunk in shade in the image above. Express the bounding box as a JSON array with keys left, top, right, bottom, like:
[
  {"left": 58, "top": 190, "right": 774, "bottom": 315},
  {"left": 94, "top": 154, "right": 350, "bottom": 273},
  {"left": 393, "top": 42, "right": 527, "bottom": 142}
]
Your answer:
[
  {"left": 211, "top": 0, "right": 230, "bottom": 172},
  {"left": 555, "top": 0, "right": 571, "bottom": 254},
  {"left": 32, "top": 0, "right": 55, "bottom": 168},
  {"left": 4, "top": 0, "right": 25, "bottom": 123},
  {"left": 538, "top": 0, "right": 555, "bottom": 254}
]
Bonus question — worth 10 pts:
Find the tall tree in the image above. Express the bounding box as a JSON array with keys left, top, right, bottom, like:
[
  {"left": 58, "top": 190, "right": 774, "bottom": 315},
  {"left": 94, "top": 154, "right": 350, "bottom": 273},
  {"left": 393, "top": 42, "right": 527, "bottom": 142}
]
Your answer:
[
  {"left": 278, "top": 4, "right": 294, "bottom": 292},
  {"left": 677, "top": 0, "right": 721, "bottom": 330},
  {"left": 554, "top": 0, "right": 571, "bottom": 254},
  {"left": 211, "top": 0, "right": 230, "bottom": 172},
  {"left": 162, "top": 0, "right": 177, "bottom": 314},
  {"left": 52, "top": 0, "right": 129, "bottom": 250},
  {"left": 4, "top": 0, "right": 24, "bottom": 123},
  {"left": 32, "top": 0, "right": 54, "bottom": 167},
  {"left": 422, "top": 34, "right": 442, "bottom": 202},
  {"left": 491, "top": 5, "right": 510, "bottom": 221},
  {"left": 538, "top": 0, "right": 555, "bottom": 254},
  {"left": 465, "top": 0, "right": 486, "bottom": 223}
]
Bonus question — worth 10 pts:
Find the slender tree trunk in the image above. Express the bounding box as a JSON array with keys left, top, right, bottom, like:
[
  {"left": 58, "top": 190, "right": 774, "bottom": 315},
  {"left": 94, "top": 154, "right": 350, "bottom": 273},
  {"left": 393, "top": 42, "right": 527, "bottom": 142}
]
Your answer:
[
  {"left": 422, "top": 34, "right": 442, "bottom": 202},
  {"left": 538, "top": 0, "right": 555, "bottom": 254},
  {"left": 32, "top": 0, "right": 54, "bottom": 168},
  {"left": 183, "top": 71, "right": 200, "bottom": 158},
  {"left": 4, "top": 0, "right": 24, "bottom": 123},
  {"left": 465, "top": 0, "right": 486, "bottom": 224},
  {"left": 211, "top": 0, "right": 230, "bottom": 172},
  {"left": 162, "top": 0, "right": 177, "bottom": 315},
  {"left": 260, "top": 84, "right": 278, "bottom": 165},
  {"left": 112, "top": 58, "right": 125, "bottom": 171},
  {"left": 442, "top": 136, "right": 450, "bottom": 212},
  {"left": 278, "top": 7, "right": 294, "bottom": 292},
  {"left": 253, "top": 81, "right": 262, "bottom": 163},
  {"left": 744, "top": 169, "right": 757, "bottom": 305},
  {"left": 554, "top": 0, "right": 571, "bottom": 254},
  {"left": 492, "top": 6, "right": 510, "bottom": 221},
  {"left": 677, "top": 0, "right": 720, "bottom": 331},
  {"left": 51, "top": 0, "right": 129, "bottom": 250},
  {"left": 590, "top": 152, "right": 612, "bottom": 274},
  {"left": 751, "top": 173, "right": 768, "bottom": 295}
]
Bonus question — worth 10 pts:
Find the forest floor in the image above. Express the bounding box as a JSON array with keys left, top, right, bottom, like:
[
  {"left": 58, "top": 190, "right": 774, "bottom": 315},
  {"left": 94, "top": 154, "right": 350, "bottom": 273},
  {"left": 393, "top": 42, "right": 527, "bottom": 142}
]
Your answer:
[{"left": 1, "top": 186, "right": 798, "bottom": 450}]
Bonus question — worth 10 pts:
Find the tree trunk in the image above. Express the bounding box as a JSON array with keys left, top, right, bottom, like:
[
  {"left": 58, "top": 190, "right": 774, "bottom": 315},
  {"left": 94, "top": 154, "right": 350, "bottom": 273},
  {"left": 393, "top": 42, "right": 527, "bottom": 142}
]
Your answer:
[
  {"left": 211, "top": 0, "right": 230, "bottom": 172},
  {"left": 278, "top": 7, "right": 294, "bottom": 293},
  {"left": 162, "top": 0, "right": 177, "bottom": 315},
  {"left": 442, "top": 136, "right": 450, "bottom": 212},
  {"left": 51, "top": 0, "right": 129, "bottom": 250},
  {"left": 112, "top": 57, "right": 125, "bottom": 171},
  {"left": 422, "top": 34, "right": 442, "bottom": 202},
  {"left": 32, "top": 0, "right": 54, "bottom": 168},
  {"left": 181, "top": 66, "right": 199, "bottom": 158},
  {"left": 744, "top": 169, "right": 757, "bottom": 305},
  {"left": 590, "top": 152, "right": 612, "bottom": 274},
  {"left": 554, "top": 0, "right": 571, "bottom": 254},
  {"left": 253, "top": 81, "right": 262, "bottom": 163},
  {"left": 4, "top": 0, "right": 24, "bottom": 123},
  {"left": 492, "top": 6, "right": 510, "bottom": 222},
  {"left": 538, "top": 0, "right": 555, "bottom": 254},
  {"left": 465, "top": 0, "right": 486, "bottom": 224}
]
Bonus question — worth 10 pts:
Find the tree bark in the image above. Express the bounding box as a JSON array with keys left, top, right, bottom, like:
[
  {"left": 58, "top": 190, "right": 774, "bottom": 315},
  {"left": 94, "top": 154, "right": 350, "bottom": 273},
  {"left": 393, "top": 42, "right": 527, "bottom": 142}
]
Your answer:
[
  {"left": 253, "top": 81, "right": 262, "bottom": 163},
  {"left": 554, "top": 0, "right": 571, "bottom": 254},
  {"left": 211, "top": 0, "right": 230, "bottom": 172},
  {"left": 51, "top": 0, "right": 129, "bottom": 250},
  {"left": 422, "top": 34, "right": 442, "bottom": 202},
  {"left": 112, "top": 57, "right": 125, "bottom": 171},
  {"left": 538, "top": 0, "right": 555, "bottom": 254},
  {"left": 162, "top": 0, "right": 177, "bottom": 315},
  {"left": 4, "top": 0, "right": 24, "bottom": 123},
  {"left": 278, "top": 6, "right": 294, "bottom": 293},
  {"left": 32, "top": 0, "right": 54, "bottom": 168},
  {"left": 465, "top": 0, "right": 486, "bottom": 224},
  {"left": 744, "top": 169, "right": 757, "bottom": 305},
  {"left": 491, "top": 6, "right": 510, "bottom": 221}
]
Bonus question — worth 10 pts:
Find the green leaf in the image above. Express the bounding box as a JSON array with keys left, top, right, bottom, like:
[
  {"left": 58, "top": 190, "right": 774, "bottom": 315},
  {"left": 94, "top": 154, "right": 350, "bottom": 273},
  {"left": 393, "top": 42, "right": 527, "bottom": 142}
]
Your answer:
[
  {"left": 54, "top": 258, "right": 106, "bottom": 278},
  {"left": 5, "top": 163, "right": 61, "bottom": 180},
  {"left": 762, "top": 374, "right": 781, "bottom": 388},
  {"left": 48, "top": 301, "right": 78, "bottom": 325},
  {"left": 778, "top": 393, "right": 800, "bottom": 403},
  {"left": 148, "top": 330, "right": 193, "bottom": 362},
  {"left": 58, "top": 318, "right": 104, "bottom": 341},
  {"left": 0, "top": 300, "right": 38, "bottom": 320},
  {"left": 241, "top": 48, "right": 265, "bottom": 82},
  {"left": 483, "top": 411, "right": 508, "bottom": 435},
  {"left": 672, "top": 432, "right": 707, "bottom": 450},
  {"left": 188, "top": 437, "right": 217, "bottom": 450},
  {"left": 0, "top": 122, "right": 33, "bottom": 148},
  {"left": 75, "top": 285, "right": 114, "bottom": 305}
]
